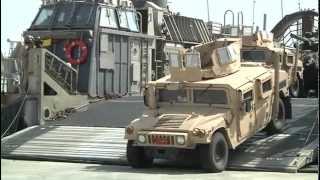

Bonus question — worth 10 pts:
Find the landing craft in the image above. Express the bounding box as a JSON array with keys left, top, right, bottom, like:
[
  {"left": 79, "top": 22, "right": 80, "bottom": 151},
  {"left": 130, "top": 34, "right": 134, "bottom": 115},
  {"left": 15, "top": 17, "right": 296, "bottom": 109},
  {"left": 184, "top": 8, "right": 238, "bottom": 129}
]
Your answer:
[{"left": 1, "top": 0, "right": 211, "bottom": 134}]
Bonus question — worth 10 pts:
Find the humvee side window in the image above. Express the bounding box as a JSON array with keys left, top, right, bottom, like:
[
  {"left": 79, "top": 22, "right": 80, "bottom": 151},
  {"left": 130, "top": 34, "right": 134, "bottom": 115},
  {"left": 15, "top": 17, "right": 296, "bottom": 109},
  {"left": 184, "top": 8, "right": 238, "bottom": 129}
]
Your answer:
[
  {"left": 158, "top": 89, "right": 187, "bottom": 103},
  {"left": 193, "top": 90, "right": 228, "bottom": 105},
  {"left": 262, "top": 79, "right": 272, "bottom": 93},
  {"left": 243, "top": 90, "right": 253, "bottom": 112},
  {"left": 241, "top": 51, "right": 266, "bottom": 62},
  {"left": 100, "top": 7, "right": 118, "bottom": 29},
  {"left": 33, "top": 7, "right": 54, "bottom": 26},
  {"left": 287, "top": 56, "right": 294, "bottom": 64}
]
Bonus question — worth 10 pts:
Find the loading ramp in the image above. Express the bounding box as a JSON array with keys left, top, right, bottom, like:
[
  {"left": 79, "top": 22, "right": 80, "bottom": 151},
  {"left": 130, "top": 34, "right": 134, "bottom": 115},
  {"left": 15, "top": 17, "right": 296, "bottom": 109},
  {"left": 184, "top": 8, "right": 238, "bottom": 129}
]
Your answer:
[{"left": 1, "top": 98, "right": 318, "bottom": 173}]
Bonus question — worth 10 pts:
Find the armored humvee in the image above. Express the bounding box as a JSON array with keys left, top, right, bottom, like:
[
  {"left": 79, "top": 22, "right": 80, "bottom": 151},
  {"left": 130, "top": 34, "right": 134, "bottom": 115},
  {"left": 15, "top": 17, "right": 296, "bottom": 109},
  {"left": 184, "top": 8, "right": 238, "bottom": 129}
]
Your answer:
[
  {"left": 240, "top": 31, "right": 304, "bottom": 97},
  {"left": 124, "top": 38, "right": 292, "bottom": 172}
]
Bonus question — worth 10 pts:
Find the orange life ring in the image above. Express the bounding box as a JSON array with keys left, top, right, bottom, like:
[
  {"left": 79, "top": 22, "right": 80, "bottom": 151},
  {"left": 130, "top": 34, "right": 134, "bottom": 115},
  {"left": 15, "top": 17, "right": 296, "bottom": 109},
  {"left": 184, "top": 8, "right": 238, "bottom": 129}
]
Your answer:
[{"left": 64, "top": 40, "right": 88, "bottom": 65}]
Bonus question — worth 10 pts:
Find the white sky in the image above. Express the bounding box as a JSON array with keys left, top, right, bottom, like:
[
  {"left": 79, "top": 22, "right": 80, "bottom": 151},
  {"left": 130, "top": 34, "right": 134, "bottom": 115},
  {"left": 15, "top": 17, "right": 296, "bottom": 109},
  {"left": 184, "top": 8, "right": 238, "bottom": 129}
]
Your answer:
[{"left": 1, "top": 0, "right": 318, "bottom": 56}]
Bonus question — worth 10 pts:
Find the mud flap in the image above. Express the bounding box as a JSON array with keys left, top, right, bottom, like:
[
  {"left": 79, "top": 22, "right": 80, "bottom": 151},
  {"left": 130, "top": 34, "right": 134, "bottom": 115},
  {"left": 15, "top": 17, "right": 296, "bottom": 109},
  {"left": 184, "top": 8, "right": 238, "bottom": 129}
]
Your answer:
[{"left": 282, "top": 97, "right": 292, "bottom": 119}]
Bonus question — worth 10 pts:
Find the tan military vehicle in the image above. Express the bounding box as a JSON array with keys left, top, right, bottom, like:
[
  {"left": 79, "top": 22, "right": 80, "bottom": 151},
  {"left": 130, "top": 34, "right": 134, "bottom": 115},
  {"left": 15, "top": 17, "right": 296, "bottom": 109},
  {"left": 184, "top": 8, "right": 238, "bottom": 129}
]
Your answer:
[
  {"left": 124, "top": 38, "right": 292, "bottom": 172},
  {"left": 240, "top": 31, "right": 304, "bottom": 97}
]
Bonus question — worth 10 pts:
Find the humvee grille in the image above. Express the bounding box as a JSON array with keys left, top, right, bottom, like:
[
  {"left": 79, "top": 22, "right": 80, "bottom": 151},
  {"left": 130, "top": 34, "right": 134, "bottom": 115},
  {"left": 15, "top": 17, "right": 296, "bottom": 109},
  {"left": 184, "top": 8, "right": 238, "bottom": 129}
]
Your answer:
[
  {"left": 147, "top": 134, "right": 175, "bottom": 145},
  {"left": 154, "top": 114, "right": 188, "bottom": 128}
]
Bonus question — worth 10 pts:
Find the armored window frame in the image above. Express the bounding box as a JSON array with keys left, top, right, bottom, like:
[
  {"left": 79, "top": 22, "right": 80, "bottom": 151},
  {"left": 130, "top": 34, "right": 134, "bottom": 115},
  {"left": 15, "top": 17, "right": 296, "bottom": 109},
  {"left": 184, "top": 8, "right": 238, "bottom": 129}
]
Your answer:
[
  {"left": 185, "top": 52, "right": 201, "bottom": 68},
  {"left": 262, "top": 79, "right": 272, "bottom": 93},
  {"left": 168, "top": 52, "right": 182, "bottom": 68},
  {"left": 216, "top": 46, "right": 237, "bottom": 65}
]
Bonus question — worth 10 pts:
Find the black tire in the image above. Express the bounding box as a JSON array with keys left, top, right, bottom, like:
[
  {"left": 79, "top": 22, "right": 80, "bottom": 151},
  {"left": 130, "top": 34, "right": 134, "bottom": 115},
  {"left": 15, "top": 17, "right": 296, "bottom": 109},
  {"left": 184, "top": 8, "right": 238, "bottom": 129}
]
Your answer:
[
  {"left": 126, "top": 140, "right": 153, "bottom": 168},
  {"left": 265, "top": 98, "right": 286, "bottom": 135},
  {"left": 199, "top": 132, "right": 229, "bottom": 173}
]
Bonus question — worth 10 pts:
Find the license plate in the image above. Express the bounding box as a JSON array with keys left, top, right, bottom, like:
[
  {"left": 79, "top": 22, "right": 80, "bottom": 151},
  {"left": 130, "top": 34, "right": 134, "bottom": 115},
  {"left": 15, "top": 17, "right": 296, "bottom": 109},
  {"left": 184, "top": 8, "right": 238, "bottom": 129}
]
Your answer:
[{"left": 151, "top": 135, "right": 170, "bottom": 145}]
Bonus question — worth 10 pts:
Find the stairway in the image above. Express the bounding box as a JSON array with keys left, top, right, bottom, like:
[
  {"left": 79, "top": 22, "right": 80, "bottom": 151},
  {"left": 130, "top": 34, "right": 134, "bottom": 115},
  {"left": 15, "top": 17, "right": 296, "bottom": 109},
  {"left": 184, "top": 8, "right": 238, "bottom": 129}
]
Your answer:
[{"left": 43, "top": 50, "right": 78, "bottom": 94}]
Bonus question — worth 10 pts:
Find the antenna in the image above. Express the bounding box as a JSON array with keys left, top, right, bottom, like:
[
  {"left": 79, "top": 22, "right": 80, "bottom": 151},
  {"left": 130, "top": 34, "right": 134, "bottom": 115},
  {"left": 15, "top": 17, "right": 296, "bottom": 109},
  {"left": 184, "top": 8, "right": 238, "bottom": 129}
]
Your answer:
[
  {"left": 298, "top": 0, "right": 301, "bottom": 11},
  {"left": 206, "top": 0, "right": 210, "bottom": 22},
  {"left": 281, "top": 0, "right": 284, "bottom": 18},
  {"left": 252, "top": 0, "right": 256, "bottom": 28},
  {"left": 263, "top": 14, "right": 267, "bottom": 31}
]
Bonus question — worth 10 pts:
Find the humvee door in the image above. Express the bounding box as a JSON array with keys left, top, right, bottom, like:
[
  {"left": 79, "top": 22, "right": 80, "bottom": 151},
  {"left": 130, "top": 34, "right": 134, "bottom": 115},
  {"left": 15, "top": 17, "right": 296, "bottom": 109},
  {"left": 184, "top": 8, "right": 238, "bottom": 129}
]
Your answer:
[
  {"left": 237, "top": 82, "right": 255, "bottom": 141},
  {"left": 255, "top": 72, "right": 273, "bottom": 128}
]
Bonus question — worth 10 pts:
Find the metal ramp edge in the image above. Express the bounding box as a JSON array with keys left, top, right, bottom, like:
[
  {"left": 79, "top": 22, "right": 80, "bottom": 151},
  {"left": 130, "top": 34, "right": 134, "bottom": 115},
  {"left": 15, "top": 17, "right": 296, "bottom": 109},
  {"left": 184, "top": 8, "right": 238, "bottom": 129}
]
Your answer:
[
  {"left": 1, "top": 125, "right": 318, "bottom": 173},
  {"left": 1, "top": 126, "right": 128, "bottom": 165},
  {"left": 227, "top": 136, "right": 318, "bottom": 173}
]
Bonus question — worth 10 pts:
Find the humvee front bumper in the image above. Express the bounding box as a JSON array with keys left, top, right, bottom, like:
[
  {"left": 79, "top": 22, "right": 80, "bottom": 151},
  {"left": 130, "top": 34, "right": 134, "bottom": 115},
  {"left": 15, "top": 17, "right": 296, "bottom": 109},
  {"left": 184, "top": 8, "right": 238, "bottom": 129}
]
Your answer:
[{"left": 133, "top": 131, "right": 196, "bottom": 149}]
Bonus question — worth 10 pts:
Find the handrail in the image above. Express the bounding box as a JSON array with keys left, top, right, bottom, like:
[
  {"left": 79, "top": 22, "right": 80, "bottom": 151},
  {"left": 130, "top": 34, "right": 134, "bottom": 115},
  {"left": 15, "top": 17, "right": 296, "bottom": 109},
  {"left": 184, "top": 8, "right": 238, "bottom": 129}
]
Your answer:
[
  {"left": 237, "top": 11, "right": 244, "bottom": 31},
  {"left": 224, "top": 10, "right": 235, "bottom": 27},
  {"left": 43, "top": 49, "right": 78, "bottom": 94}
]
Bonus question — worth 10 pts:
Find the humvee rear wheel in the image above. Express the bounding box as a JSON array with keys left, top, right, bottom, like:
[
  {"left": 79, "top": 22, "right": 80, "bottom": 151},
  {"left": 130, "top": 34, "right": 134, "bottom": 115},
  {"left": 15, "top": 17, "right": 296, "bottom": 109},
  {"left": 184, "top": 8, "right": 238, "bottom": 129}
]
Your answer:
[
  {"left": 265, "top": 98, "right": 286, "bottom": 134},
  {"left": 199, "top": 132, "right": 229, "bottom": 173},
  {"left": 127, "top": 140, "right": 153, "bottom": 168}
]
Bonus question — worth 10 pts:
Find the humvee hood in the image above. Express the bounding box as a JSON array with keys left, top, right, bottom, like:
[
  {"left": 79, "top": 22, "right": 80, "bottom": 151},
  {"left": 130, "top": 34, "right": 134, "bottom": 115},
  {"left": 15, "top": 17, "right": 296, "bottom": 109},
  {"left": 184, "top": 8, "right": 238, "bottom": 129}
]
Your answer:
[{"left": 134, "top": 108, "right": 231, "bottom": 132}]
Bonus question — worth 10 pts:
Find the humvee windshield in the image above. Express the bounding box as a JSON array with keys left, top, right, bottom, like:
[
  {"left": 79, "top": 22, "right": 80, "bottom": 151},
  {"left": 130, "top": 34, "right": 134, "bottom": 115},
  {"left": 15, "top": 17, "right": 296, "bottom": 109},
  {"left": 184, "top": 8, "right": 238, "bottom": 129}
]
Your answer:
[
  {"left": 156, "top": 88, "right": 228, "bottom": 105},
  {"left": 157, "top": 89, "right": 188, "bottom": 103},
  {"left": 194, "top": 90, "right": 228, "bottom": 104},
  {"left": 241, "top": 50, "right": 266, "bottom": 62}
]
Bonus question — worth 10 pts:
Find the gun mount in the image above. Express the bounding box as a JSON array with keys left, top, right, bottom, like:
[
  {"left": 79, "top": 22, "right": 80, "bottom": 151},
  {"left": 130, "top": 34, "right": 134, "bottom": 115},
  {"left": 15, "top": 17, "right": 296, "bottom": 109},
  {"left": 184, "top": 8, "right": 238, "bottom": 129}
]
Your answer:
[{"left": 166, "top": 39, "right": 241, "bottom": 82}]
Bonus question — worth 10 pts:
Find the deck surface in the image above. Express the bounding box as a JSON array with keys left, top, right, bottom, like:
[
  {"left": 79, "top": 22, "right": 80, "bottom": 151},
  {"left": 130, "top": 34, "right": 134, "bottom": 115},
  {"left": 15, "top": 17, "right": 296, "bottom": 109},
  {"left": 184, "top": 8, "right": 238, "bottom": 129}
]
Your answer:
[{"left": 1, "top": 98, "right": 318, "bottom": 173}]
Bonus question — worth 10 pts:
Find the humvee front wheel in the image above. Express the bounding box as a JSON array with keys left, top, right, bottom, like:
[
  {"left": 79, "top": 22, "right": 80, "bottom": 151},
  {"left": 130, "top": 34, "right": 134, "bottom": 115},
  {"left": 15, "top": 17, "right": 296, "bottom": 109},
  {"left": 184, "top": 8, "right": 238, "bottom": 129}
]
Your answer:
[
  {"left": 127, "top": 140, "right": 153, "bottom": 168},
  {"left": 265, "top": 98, "right": 286, "bottom": 134},
  {"left": 199, "top": 132, "right": 229, "bottom": 173}
]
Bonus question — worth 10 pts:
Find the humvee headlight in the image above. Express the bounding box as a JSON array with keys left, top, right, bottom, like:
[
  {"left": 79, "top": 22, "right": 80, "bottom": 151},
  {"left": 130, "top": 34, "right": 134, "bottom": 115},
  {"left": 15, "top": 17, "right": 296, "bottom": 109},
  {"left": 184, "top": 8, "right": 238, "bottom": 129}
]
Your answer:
[
  {"left": 176, "top": 135, "right": 185, "bottom": 145},
  {"left": 138, "top": 134, "right": 146, "bottom": 143}
]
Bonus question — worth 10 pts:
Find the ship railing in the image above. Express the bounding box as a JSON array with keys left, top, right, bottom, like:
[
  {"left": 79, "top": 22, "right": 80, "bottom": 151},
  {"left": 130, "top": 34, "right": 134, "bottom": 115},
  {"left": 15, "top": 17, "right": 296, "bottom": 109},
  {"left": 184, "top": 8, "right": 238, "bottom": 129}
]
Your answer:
[{"left": 1, "top": 58, "right": 20, "bottom": 95}]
